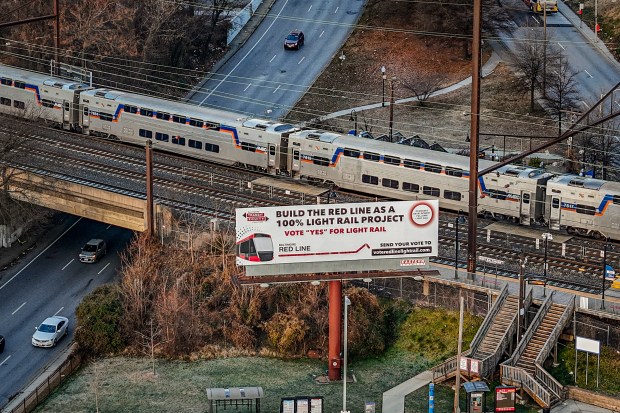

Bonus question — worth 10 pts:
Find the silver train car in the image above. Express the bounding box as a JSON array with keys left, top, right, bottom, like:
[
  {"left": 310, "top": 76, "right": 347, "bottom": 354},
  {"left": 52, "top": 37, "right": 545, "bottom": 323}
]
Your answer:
[
  {"left": 0, "top": 65, "right": 89, "bottom": 130},
  {"left": 546, "top": 175, "right": 620, "bottom": 239},
  {"left": 287, "top": 130, "right": 555, "bottom": 226},
  {"left": 1, "top": 63, "right": 619, "bottom": 240}
]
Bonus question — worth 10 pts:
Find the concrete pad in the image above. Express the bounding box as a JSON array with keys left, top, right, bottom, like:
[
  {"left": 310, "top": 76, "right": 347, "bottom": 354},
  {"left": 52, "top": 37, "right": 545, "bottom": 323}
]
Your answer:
[
  {"left": 483, "top": 222, "right": 573, "bottom": 244},
  {"left": 549, "top": 399, "right": 617, "bottom": 413},
  {"left": 251, "top": 177, "right": 327, "bottom": 197},
  {"left": 382, "top": 370, "right": 433, "bottom": 413}
]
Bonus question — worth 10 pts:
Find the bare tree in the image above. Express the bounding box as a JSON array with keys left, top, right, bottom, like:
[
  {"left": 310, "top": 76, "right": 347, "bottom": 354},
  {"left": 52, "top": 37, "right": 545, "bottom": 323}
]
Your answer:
[
  {"left": 544, "top": 53, "right": 581, "bottom": 136},
  {"left": 402, "top": 73, "right": 447, "bottom": 107},
  {"left": 512, "top": 31, "right": 550, "bottom": 112}
]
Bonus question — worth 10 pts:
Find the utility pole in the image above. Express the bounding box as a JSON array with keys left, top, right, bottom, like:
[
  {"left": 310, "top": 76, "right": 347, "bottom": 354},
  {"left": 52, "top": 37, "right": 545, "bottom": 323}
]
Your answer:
[
  {"left": 389, "top": 77, "right": 395, "bottom": 142},
  {"left": 467, "top": 0, "right": 483, "bottom": 274},
  {"left": 54, "top": 0, "right": 60, "bottom": 73},
  {"left": 542, "top": 3, "right": 547, "bottom": 95},
  {"left": 518, "top": 251, "right": 527, "bottom": 345},
  {"left": 146, "top": 139, "right": 154, "bottom": 238},
  {"left": 601, "top": 241, "right": 609, "bottom": 309},
  {"left": 454, "top": 292, "right": 464, "bottom": 413}
]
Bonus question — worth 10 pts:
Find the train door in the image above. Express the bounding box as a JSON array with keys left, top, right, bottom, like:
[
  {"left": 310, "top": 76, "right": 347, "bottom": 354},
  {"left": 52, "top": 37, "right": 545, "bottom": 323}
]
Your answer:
[
  {"left": 268, "top": 145, "right": 276, "bottom": 170},
  {"left": 82, "top": 105, "right": 90, "bottom": 128},
  {"left": 279, "top": 136, "right": 289, "bottom": 173},
  {"left": 62, "top": 100, "right": 70, "bottom": 126},
  {"left": 549, "top": 196, "right": 561, "bottom": 230},
  {"left": 292, "top": 149, "right": 300, "bottom": 172},
  {"left": 520, "top": 191, "right": 531, "bottom": 225}
]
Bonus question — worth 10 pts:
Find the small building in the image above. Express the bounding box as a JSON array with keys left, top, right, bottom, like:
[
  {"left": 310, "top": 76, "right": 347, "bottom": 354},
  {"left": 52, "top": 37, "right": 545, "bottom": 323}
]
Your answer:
[{"left": 206, "top": 387, "right": 264, "bottom": 413}]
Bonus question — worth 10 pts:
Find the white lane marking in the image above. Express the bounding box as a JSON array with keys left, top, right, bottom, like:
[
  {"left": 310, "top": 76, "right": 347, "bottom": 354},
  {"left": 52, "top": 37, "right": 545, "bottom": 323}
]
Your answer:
[
  {"left": 531, "top": 16, "right": 540, "bottom": 24},
  {"left": 334, "top": 7, "right": 339, "bottom": 13},
  {"left": 243, "top": 83, "right": 251, "bottom": 92},
  {"left": 270, "top": 54, "right": 276, "bottom": 63},
  {"left": 298, "top": 57, "right": 305, "bottom": 65},
  {"left": 273, "top": 85, "right": 281, "bottom": 94},
  {"left": 106, "top": 224, "right": 112, "bottom": 229},
  {"left": 98, "top": 262, "right": 111, "bottom": 275},
  {"left": 308, "top": 5, "right": 312, "bottom": 11},
  {"left": 62, "top": 259, "right": 74, "bottom": 270},
  {"left": 12, "top": 302, "right": 26, "bottom": 315},
  {"left": 0, "top": 356, "right": 10, "bottom": 366},
  {"left": 320, "top": 30, "right": 324, "bottom": 38},
  {"left": 54, "top": 307, "right": 64, "bottom": 316},
  {"left": 581, "top": 101, "right": 590, "bottom": 109},
  {"left": 584, "top": 70, "right": 593, "bottom": 78},
  {"left": 200, "top": 0, "right": 291, "bottom": 104},
  {"left": 0, "top": 218, "right": 82, "bottom": 291},
  {"left": 557, "top": 42, "right": 565, "bottom": 50},
  {"left": 614, "top": 100, "right": 620, "bottom": 108}
]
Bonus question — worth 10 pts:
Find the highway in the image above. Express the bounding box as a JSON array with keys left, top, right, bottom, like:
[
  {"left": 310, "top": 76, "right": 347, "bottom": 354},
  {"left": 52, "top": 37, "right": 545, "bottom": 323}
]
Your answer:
[
  {"left": 187, "top": 0, "right": 365, "bottom": 120},
  {"left": 0, "top": 217, "right": 133, "bottom": 409}
]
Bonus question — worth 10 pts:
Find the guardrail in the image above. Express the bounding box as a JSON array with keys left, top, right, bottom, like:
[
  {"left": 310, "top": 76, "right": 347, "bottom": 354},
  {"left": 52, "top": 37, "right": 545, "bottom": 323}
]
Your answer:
[
  {"left": 6, "top": 352, "right": 81, "bottom": 413},
  {"left": 501, "top": 364, "right": 552, "bottom": 407}
]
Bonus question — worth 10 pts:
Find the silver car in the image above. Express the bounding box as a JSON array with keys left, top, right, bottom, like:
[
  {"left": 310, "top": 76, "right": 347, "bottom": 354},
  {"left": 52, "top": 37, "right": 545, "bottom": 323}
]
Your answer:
[
  {"left": 32, "top": 316, "right": 69, "bottom": 348},
  {"left": 79, "top": 239, "right": 107, "bottom": 263}
]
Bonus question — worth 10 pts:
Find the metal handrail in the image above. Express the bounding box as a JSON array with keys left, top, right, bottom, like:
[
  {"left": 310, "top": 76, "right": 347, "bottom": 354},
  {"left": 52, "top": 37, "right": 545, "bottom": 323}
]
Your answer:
[
  {"left": 469, "top": 285, "right": 509, "bottom": 351},
  {"left": 502, "top": 291, "right": 555, "bottom": 367},
  {"left": 501, "top": 364, "right": 552, "bottom": 407},
  {"left": 535, "top": 363, "right": 566, "bottom": 401}
]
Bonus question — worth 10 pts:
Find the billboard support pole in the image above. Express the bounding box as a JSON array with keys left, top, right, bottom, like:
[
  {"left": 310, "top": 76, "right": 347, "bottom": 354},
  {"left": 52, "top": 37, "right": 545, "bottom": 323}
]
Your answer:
[{"left": 328, "top": 280, "right": 343, "bottom": 381}]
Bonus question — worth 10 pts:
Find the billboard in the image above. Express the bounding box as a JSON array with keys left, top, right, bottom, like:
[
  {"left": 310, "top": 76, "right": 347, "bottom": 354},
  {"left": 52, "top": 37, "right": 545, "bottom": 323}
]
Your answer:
[{"left": 236, "top": 200, "right": 438, "bottom": 266}]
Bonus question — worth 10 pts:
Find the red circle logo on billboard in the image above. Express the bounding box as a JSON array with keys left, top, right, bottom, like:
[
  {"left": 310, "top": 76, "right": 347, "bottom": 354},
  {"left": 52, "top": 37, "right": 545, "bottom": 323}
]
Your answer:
[{"left": 409, "top": 202, "right": 434, "bottom": 226}]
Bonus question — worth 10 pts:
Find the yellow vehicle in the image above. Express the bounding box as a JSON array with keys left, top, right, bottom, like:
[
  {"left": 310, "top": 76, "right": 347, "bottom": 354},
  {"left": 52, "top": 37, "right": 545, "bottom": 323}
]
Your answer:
[{"left": 612, "top": 277, "right": 620, "bottom": 290}]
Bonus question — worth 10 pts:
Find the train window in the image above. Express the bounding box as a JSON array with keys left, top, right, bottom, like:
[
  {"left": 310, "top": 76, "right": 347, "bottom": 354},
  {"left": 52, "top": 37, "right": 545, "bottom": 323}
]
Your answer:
[
  {"left": 445, "top": 167, "right": 463, "bottom": 177},
  {"left": 41, "top": 99, "right": 55, "bottom": 108},
  {"left": 613, "top": 195, "right": 620, "bottom": 205},
  {"left": 241, "top": 142, "right": 257, "bottom": 152},
  {"left": 139, "top": 129, "right": 153, "bottom": 139},
  {"left": 99, "top": 113, "right": 113, "bottom": 122},
  {"left": 552, "top": 198, "right": 559, "bottom": 209},
  {"left": 140, "top": 108, "right": 154, "bottom": 117},
  {"left": 156, "top": 112, "right": 170, "bottom": 121},
  {"left": 172, "top": 114, "right": 185, "bottom": 123},
  {"left": 363, "top": 152, "right": 380, "bottom": 162},
  {"left": 13, "top": 81, "right": 25, "bottom": 89},
  {"left": 575, "top": 204, "right": 596, "bottom": 215},
  {"left": 293, "top": 151, "right": 300, "bottom": 160},
  {"left": 13, "top": 100, "right": 25, "bottom": 109},
  {"left": 0, "top": 78, "right": 11, "bottom": 85},
  {"left": 403, "top": 182, "right": 419, "bottom": 193},
  {"left": 124, "top": 105, "right": 138, "bottom": 114},
  {"left": 404, "top": 159, "right": 421, "bottom": 169},
  {"left": 362, "top": 174, "right": 379, "bottom": 185},
  {"left": 382, "top": 178, "right": 399, "bottom": 189},
  {"left": 205, "top": 121, "right": 220, "bottom": 130},
  {"left": 83, "top": 107, "right": 89, "bottom": 116},
  {"left": 155, "top": 132, "right": 169, "bottom": 142},
  {"left": 487, "top": 189, "right": 507, "bottom": 200},
  {"left": 0, "top": 97, "right": 10, "bottom": 106},
  {"left": 344, "top": 148, "right": 361, "bottom": 158},
  {"left": 443, "top": 190, "right": 462, "bottom": 201},
  {"left": 424, "top": 163, "right": 442, "bottom": 174},
  {"left": 63, "top": 102, "right": 70, "bottom": 111},
  {"left": 423, "top": 186, "right": 440, "bottom": 197},
  {"left": 172, "top": 136, "right": 186, "bottom": 146},
  {"left": 523, "top": 193, "right": 530, "bottom": 204},
  {"left": 189, "top": 118, "right": 204, "bottom": 128},
  {"left": 189, "top": 139, "right": 202, "bottom": 150},
  {"left": 383, "top": 155, "right": 400, "bottom": 165},
  {"left": 313, "top": 156, "right": 330, "bottom": 166},
  {"left": 205, "top": 143, "right": 219, "bottom": 153},
  {"left": 269, "top": 146, "right": 276, "bottom": 155}
]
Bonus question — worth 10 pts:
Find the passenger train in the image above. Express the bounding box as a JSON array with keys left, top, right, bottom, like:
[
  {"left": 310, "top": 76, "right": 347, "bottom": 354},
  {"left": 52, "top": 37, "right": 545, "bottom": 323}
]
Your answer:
[{"left": 1, "top": 64, "right": 619, "bottom": 240}]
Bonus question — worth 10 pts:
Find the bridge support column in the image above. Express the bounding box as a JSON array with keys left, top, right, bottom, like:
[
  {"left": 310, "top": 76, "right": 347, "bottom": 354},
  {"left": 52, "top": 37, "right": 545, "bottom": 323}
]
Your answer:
[{"left": 328, "top": 280, "right": 342, "bottom": 381}]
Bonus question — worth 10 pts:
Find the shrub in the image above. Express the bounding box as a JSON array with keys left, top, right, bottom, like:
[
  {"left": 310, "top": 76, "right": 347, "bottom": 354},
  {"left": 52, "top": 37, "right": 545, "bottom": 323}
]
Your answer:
[{"left": 75, "top": 284, "right": 125, "bottom": 356}]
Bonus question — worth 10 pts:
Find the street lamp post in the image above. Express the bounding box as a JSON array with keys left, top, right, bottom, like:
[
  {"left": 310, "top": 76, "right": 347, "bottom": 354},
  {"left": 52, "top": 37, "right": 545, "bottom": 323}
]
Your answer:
[
  {"left": 541, "top": 233, "right": 553, "bottom": 297},
  {"left": 381, "top": 66, "right": 386, "bottom": 107},
  {"left": 601, "top": 241, "right": 611, "bottom": 309},
  {"left": 349, "top": 110, "right": 357, "bottom": 136},
  {"left": 341, "top": 296, "right": 351, "bottom": 413},
  {"left": 454, "top": 210, "right": 466, "bottom": 279}
]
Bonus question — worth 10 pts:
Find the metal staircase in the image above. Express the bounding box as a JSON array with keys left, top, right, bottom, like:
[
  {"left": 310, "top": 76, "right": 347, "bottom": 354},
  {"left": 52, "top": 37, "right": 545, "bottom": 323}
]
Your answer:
[
  {"left": 500, "top": 292, "right": 574, "bottom": 408},
  {"left": 432, "top": 285, "right": 531, "bottom": 382}
]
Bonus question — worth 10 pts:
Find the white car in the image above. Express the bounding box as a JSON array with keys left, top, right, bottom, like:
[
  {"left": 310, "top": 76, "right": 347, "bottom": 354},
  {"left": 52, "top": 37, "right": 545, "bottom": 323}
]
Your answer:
[{"left": 32, "top": 316, "right": 69, "bottom": 348}]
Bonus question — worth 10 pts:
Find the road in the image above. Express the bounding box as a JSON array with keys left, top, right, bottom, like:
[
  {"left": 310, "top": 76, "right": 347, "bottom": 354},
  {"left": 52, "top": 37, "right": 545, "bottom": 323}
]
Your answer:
[
  {"left": 187, "top": 0, "right": 365, "bottom": 120},
  {"left": 493, "top": 5, "right": 620, "bottom": 111},
  {"left": 0, "top": 217, "right": 133, "bottom": 409}
]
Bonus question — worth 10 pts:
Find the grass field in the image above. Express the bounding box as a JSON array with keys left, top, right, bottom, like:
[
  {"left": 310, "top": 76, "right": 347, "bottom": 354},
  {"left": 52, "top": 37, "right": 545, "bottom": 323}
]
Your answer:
[{"left": 33, "top": 307, "right": 541, "bottom": 413}]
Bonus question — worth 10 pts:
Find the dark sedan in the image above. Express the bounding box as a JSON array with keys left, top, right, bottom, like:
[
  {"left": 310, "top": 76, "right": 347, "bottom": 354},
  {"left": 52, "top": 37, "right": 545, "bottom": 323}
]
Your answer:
[{"left": 284, "top": 30, "right": 304, "bottom": 50}]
